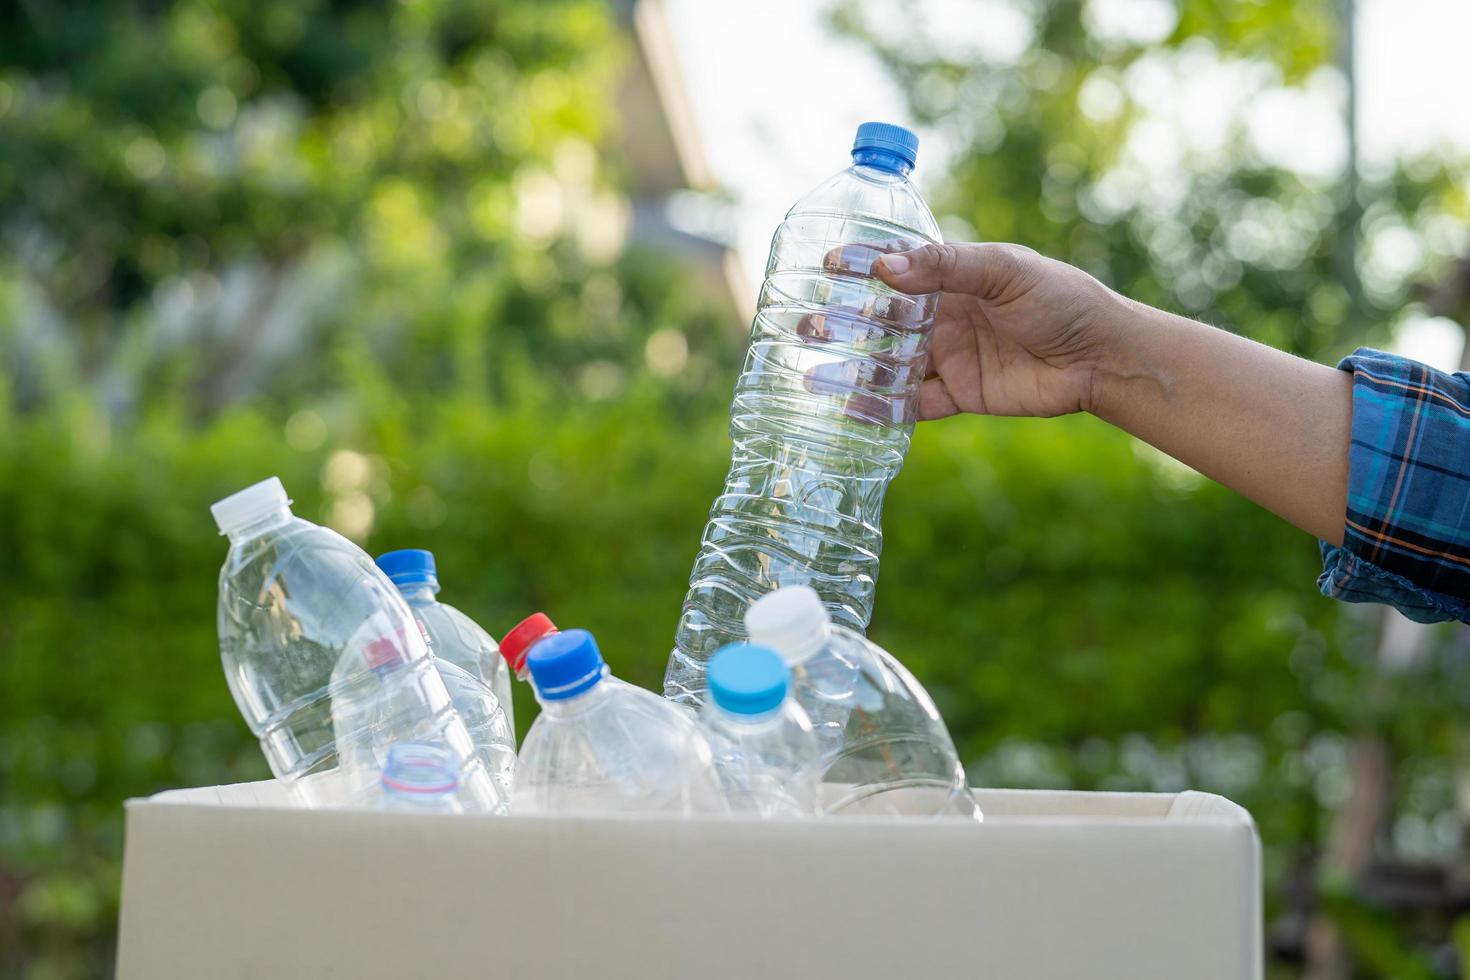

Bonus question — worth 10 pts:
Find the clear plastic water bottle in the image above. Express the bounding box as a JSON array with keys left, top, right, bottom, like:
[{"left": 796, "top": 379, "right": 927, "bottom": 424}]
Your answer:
[
  {"left": 328, "top": 625, "right": 508, "bottom": 813},
  {"left": 745, "top": 586, "right": 980, "bottom": 820},
  {"left": 211, "top": 477, "right": 501, "bottom": 811},
  {"left": 702, "top": 643, "right": 821, "bottom": 818},
  {"left": 375, "top": 549, "right": 517, "bottom": 796},
  {"left": 378, "top": 742, "right": 464, "bottom": 814},
  {"left": 514, "top": 629, "right": 725, "bottom": 815},
  {"left": 666, "top": 122, "right": 942, "bottom": 708},
  {"left": 376, "top": 549, "right": 516, "bottom": 731},
  {"left": 498, "top": 612, "right": 560, "bottom": 684}
]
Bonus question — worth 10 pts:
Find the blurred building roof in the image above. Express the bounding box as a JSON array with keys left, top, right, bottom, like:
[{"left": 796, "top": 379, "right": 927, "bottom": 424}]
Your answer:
[{"left": 615, "top": 0, "right": 749, "bottom": 323}]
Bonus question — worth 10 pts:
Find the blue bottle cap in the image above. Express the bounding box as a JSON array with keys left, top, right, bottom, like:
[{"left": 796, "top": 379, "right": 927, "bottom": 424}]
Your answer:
[
  {"left": 527, "top": 629, "right": 606, "bottom": 701},
  {"left": 375, "top": 549, "right": 440, "bottom": 593},
  {"left": 851, "top": 121, "right": 919, "bottom": 171},
  {"left": 708, "top": 643, "right": 790, "bottom": 717}
]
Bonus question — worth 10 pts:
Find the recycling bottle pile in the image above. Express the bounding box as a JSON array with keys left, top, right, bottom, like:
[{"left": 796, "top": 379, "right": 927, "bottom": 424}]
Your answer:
[{"left": 208, "top": 122, "right": 982, "bottom": 822}]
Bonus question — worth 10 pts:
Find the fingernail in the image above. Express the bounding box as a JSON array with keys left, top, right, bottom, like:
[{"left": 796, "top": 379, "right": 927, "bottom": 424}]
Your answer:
[{"left": 881, "top": 253, "right": 910, "bottom": 275}]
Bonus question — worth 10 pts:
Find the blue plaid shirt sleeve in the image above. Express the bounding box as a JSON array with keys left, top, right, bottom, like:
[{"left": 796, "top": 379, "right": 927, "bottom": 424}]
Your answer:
[{"left": 1318, "top": 348, "right": 1470, "bottom": 623}]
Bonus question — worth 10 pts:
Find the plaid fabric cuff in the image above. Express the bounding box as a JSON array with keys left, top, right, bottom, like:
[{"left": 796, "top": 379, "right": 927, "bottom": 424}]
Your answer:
[
  {"left": 1317, "top": 348, "right": 1470, "bottom": 624},
  {"left": 1318, "top": 543, "right": 1467, "bottom": 623}
]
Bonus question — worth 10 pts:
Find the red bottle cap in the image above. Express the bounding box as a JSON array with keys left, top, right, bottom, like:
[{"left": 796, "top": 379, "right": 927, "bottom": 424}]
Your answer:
[{"left": 500, "top": 613, "right": 558, "bottom": 673}]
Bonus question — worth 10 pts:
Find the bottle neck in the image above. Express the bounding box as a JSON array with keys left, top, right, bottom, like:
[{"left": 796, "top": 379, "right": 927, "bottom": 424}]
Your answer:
[
  {"left": 707, "top": 701, "right": 783, "bottom": 729},
  {"left": 851, "top": 149, "right": 913, "bottom": 178},
  {"left": 397, "top": 585, "right": 438, "bottom": 607},
  {"left": 225, "top": 506, "right": 293, "bottom": 544}
]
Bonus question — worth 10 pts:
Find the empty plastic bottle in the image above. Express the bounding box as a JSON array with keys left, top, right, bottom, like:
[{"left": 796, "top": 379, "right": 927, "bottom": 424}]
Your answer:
[
  {"left": 375, "top": 549, "right": 517, "bottom": 796},
  {"left": 211, "top": 477, "right": 501, "bottom": 811},
  {"left": 378, "top": 742, "right": 464, "bottom": 814},
  {"left": 499, "top": 612, "right": 560, "bottom": 684},
  {"left": 666, "top": 122, "right": 942, "bottom": 708},
  {"left": 514, "top": 629, "right": 725, "bottom": 815},
  {"left": 745, "top": 586, "right": 980, "bottom": 820},
  {"left": 377, "top": 549, "right": 516, "bottom": 731},
  {"left": 702, "top": 643, "right": 821, "bottom": 817},
  {"left": 328, "top": 626, "right": 508, "bottom": 813}
]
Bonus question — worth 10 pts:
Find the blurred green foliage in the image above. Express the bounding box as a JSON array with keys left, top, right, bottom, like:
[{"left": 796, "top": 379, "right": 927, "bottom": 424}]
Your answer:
[
  {"left": 829, "top": 1, "right": 1470, "bottom": 973},
  {"left": 3, "top": 0, "right": 1470, "bottom": 977}
]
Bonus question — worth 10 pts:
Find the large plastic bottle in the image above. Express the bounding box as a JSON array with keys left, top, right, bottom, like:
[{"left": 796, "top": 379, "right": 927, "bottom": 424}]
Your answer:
[
  {"left": 211, "top": 477, "right": 501, "bottom": 811},
  {"left": 666, "top": 122, "right": 942, "bottom": 708},
  {"left": 745, "top": 586, "right": 980, "bottom": 820},
  {"left": 702, "top": 643, "right": 821, "bottom": 818},
  {"left": 513, "top": 629, "right": 726, "bottom": 816},
  {"left": 374, "top": 549, "right": 517, "bottom": 796}
]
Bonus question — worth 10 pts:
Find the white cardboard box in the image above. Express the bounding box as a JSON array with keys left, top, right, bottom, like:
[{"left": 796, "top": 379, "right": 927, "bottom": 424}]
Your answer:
[{"left": 116, "top": 781, "right": 1262, "bottom": 979}]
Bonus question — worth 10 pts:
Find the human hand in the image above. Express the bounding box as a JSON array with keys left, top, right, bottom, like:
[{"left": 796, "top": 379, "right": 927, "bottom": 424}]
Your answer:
[{"left": 875, "top": 242, "right": 1122, "bottom": 420}]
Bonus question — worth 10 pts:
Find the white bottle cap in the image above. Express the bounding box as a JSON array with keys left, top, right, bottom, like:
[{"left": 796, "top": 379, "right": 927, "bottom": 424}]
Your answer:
[
  {"left": 744, "top": 585, "right": 831, "bottom": 665},
  {"left": 210, "top": 477, "right": 292, "bottom": 535}
]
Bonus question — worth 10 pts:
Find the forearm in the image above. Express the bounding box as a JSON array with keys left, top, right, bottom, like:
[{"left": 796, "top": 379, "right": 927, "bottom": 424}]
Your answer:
[{"left": 1090, "top": 296, "right": 1352, "bottom": 545}]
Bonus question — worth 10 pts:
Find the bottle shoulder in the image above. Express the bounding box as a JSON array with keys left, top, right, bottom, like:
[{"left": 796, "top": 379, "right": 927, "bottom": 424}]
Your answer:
[
  {"left": 414, "top": 601, "right": 498, "bottom": 653},
  {"left": 443, "top": 603, "right": 500, "bottom": 651},
  {"left": 219, "top": 519, "right": 380, "bottom": 594},
  {"left": 805, "top": 625, "right": 946, "bottom": 722},
  {"left": 220, "top": 518, "right": 424, "bottom": 680},
  {"left": 595, "top": 678, "right": 695, "bottom": 724},
  {"left": 431, "top": 655, "right": 483, "bottom": 690},
  {"left": 531, "top": 678, "right": 702, "bottom": 741},
  {"left": 787, "top": 165, "right": 942, "bottom": 242},
  {"left": 225, "top": 517, "right": 356, "bottom": 559}
]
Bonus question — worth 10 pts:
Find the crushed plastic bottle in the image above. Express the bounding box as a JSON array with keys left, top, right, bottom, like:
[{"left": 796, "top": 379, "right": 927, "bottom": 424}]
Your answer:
[
  {"left": 375, "top": 549, "right": 517, "bottom": 796},
  {"left": 745, "top": 586, "right": 980, "bottom": 820},
  {"left": 211, "top": 477, "right": 501, "bottom": 811},
  {"left": 514, "top": 629, "right": 725, "bottom": 816},
  {"left": 666, "top": 122, "right": 942, "bottom": 709},
  {"left": 702, "top": 643, "right": 820, "bottom": 817}
]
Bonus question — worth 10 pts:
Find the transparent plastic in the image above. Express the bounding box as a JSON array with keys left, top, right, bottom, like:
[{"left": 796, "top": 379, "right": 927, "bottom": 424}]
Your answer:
[
  {"left": 514, "top": 676, "right": 726, "bottom": 816},
  {"left": 330, "top": 635, "right": 515, "bottom": 804},
  {"left": 789, "top": 624, "right": 978, "bottom": 819},
  {"left": 328, "top": 629, "right": 505, "bottom": 812},
  {"left": 701, "top": 700, "right": 821, "bottom": 818},
  {"left": 434, "top": 659, "right": 515, "bottom": 799},
  {"left": 378, "top": 742, "right": 465, "bottom": 814},
  {"left": 399, "top": 584, "right": 516, "bottom": 734},
  {"left": 214, "top": 501, "right": 501, "bottom": 811},
  {"left": 666, "top": 148, "right": 942, "bottom": 708},
  {"left": 391, "top": 583, "right": 517, "bottom": 797}
]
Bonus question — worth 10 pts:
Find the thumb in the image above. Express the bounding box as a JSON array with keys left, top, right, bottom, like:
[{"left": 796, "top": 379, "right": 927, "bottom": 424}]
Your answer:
[{"left": 876, "top": 242, "right": 1034, "bottom": 298}]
